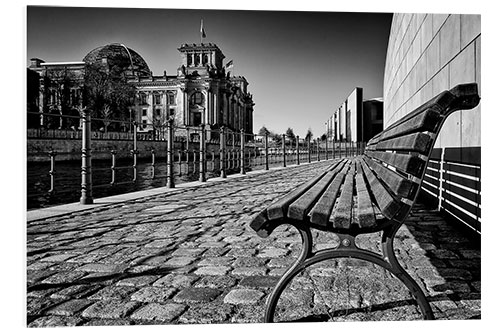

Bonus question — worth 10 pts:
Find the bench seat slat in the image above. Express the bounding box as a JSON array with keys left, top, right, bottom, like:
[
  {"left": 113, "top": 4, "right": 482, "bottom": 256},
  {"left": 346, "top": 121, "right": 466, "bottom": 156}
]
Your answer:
[
  {"left": 359, "top": 158, "right": 406, "bottom": 221},
  {"left": 332, "top": 165, "right": 355, "bottom": 229},
  {"left": 265, "top": 160, "right": 342, "bottom": 220},
  {"left": 364, "top": 150, "right": 426, "bottom": 177},
  {"left": 249, "top": 210, "right": 272, "bottom": 238},
  {"left": 362, "top": 155, "right": 416, "bottom": 199},
  {"left": 288, "top": 159, "right": 349, "bottom": 220},
  {"left": 309, "top": 162, "right": 350, "bottom": 227},
  {"left": 374, "top": 132, "right": 431, "bottom": 154},
  {"left": 355, "top": 161, "right": 376, "bottom": 228}
]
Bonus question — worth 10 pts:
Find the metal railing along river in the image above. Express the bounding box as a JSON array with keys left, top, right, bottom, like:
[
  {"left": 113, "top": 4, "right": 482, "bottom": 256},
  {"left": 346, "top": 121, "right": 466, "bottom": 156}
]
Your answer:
[{"left": 27, "top": 111, "right": 365, "bottom": 209}]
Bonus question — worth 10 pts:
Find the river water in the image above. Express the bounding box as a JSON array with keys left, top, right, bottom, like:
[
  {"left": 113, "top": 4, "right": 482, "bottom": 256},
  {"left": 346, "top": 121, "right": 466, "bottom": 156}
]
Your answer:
[{"left": 26, "top": 155, "right": 278, "bottom": 210}]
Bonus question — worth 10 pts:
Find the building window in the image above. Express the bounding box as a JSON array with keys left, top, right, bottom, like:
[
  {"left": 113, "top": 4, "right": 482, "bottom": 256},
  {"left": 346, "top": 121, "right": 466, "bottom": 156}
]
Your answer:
[
  {"left": 139, "top": 93, "right": 147, "bottom": 105},
  {"left": 155, "top": 109, "right": 161, "bottom": 117},
  {"left": 169, "top": 107, "right": 176, "bottom": 116},
  {"left": 187, "top": 54, "right": 192, "bottom": 66},
  {"left": 190, "top": 92, "right": 204, "bottom": 106},
  {"left": 202, "top": 54, "right": 208, "bottom": 65},
  {"left": 154, "top": 94, "right": 162, "bottom": 105},
  {"left": 191, "top": 112, "right": 202, "bottom": 126},
  {"left": 166, "top": 91, "right": 176, "bottom": 105},
  {"left": 70, "top": 89, "right": 76, "bottom": 105},
  {"left": 142, "top": 109, "right": 147, "bottom": 117}
]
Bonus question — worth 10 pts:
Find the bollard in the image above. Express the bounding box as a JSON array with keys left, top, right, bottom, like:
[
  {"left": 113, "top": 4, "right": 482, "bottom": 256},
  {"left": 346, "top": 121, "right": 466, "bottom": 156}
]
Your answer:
[
  {"left": 265, "top": 132, "right": 269, "bottom": 170},
  {"left": 240, "top": 129, "right": 246, "bottom": 174},
  {"left": 48, "top": 150, "right": 56, "bottom": 194},
  {"left": 166, "top": 118, "right": 175, "bottom": 188},
  {"left": 282, "top": 134, "right": 286, "bottom": 167},
  {"left": 80, "top": 107, "right": 93, "bottom": 204},
  {"left": 199, "top": 125, "right": 206, "bottom": 182},
  {"left": 220, "top": 126, "right": 226, "bottom": 178}
]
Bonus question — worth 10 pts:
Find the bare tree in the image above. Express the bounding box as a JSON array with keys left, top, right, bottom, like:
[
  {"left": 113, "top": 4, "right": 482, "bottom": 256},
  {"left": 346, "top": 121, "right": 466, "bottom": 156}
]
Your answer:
[
  {"left": 305, "top": 128, "right": 313, "bottom": 141},
  {"left": 42, "top": 67, "right": 78, "bottom": 129},
  {"left": 83, "top": 63, "right": 136, "bottom": 132},
  {"left": 258, "top": 125, "right": 270, "bottom": 137},
  {"left": 102, "top": 104, "right": 113, "bottom": 133},
  {"left": 285, "top": 127, "right": 296, "bottom": 144},
  {"left": 148, "top": 107, "right": 170, "bottom": 140}
]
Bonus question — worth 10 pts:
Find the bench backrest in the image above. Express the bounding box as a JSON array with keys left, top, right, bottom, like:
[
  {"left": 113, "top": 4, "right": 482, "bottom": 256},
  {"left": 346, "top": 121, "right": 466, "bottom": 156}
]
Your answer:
[{"left": 362, "top": 83, "right": 480, "bottom": 223}]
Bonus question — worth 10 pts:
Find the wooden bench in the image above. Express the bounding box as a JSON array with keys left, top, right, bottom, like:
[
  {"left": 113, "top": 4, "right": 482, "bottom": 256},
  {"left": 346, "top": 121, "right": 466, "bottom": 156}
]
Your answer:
[{"left": 249, "top": 83, "right": 480, "bottom": 322}]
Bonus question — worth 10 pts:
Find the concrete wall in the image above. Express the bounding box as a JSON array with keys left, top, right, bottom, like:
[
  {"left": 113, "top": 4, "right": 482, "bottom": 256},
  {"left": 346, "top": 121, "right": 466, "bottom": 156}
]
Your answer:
[{"left": 383, "top": 13, "right": 481, "bottom": 148}]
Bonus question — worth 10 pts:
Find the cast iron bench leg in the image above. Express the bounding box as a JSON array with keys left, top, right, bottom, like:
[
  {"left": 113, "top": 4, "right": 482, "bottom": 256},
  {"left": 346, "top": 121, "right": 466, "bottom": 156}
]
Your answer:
[
  {"left": 381, "top": 224, "right": 435, "bottom": 320},
  {"left": 264, "top": 220, "right": 314, "bottom": 323},
  {"left": 263, "top": 222, "right": 434, "bottom": 322}
]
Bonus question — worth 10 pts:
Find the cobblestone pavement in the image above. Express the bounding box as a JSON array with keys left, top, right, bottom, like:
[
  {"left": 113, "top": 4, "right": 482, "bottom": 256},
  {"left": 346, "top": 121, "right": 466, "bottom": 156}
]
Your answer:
[{"left": 26, "top": 160, "right": 480, "bottom": 327}]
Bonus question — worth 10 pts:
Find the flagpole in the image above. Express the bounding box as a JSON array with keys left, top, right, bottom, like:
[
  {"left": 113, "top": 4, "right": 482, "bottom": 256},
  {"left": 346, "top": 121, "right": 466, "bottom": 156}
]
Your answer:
[{"left": 200, "top": 19, "right": 206, "bottom": 44}]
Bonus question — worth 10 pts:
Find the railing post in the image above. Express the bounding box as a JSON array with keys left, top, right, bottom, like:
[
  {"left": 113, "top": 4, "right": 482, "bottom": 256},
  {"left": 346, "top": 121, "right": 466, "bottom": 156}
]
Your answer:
[
  {"left": 199, "top": 125, "right": 206, "bottom": 182},
  {"left": 151, "top": 149, "right": 156, "bottom": 179},
  {"left": 240, "top": 129, "right": 246, "bottom": 174},
  {"left": 131, "top": 122, "right": 138, "bottom": 182},
  {"left": 307, "top": 137, "right": 311, "bottom": 163},
  {"left": 178, "top": 150, "right": 182, "bottom": 176},
  {"left": 166, "top": 118, "right": 175, "bottom": 188},
  {"left": 48, "top": 150, "right": 56, "bottom": 194},
  {"left": 325, "top": 137, "right": 329, "bottom": 160},
  {"left": 333, "top": 140, "right": 336, "bottom": 159},
  {"left": 296, "top": 135, "right": 300, "bottom": 165},
  {"left": 265, "top": 132, "right": 269, "bottom": 170},
  {"left": 211, "top": 151, "right": 215, "bottom": 172},
  {"left": 80, "top": 107, "right": 93, "bottom": 204},
  {"left": 282, "top": 134, "right": 286, "bottom": 167},
  {"left": 220, "top": 126, "right": 226, "bottom": 178},
  {"left": 110, "top": 150, "right": 116, "bottom": 185},
  {"left": 316, "top": 139, "right": 320, "bottom": 161}
]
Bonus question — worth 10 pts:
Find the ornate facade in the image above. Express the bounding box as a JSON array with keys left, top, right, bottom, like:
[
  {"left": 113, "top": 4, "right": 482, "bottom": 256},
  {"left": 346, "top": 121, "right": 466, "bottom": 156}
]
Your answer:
[
  {"left": 28, "top": 42, "right": 254, "bottom": 136},
  {"left": 129, "top": 43, "right": 254, "bottom": 138}
]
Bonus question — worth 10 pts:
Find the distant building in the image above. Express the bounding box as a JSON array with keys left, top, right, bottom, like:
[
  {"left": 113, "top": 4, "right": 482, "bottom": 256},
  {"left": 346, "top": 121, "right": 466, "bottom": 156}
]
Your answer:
[
  {"left": 27, "top": 42, "right": 254, "bottom": 137},
  {"left": 325, "top": 87, "right": 383, "bottom": 143}
]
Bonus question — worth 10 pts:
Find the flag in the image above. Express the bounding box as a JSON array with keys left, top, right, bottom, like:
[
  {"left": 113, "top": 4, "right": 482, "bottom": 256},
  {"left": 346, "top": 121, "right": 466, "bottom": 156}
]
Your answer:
[
  {"left": 200, "top": 19, "right": 206, "bottom": 39},
  {"left": 225, "top": 60, "right": 233, "bottom": 69}
]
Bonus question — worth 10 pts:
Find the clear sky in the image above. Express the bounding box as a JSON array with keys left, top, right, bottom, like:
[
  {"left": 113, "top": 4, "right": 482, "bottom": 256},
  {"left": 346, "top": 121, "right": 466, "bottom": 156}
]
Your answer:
[{"left": 27, "top": 6, "right": 392, "bottom": 139}]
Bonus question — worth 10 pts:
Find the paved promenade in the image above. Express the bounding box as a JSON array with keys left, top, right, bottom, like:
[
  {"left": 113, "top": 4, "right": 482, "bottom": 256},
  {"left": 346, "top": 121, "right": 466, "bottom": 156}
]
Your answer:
[{"left": 26, "top": 160, "right": 480, "bottom": 327}]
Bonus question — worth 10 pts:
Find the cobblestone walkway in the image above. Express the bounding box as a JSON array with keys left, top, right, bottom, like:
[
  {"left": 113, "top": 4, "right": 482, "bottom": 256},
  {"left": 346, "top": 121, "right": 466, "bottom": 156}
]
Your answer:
[{"left": 26, "top": 160, "right": 480, "bottom": 327}]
